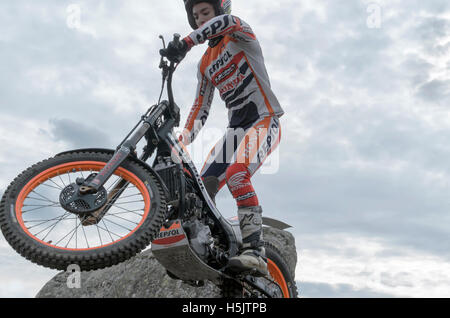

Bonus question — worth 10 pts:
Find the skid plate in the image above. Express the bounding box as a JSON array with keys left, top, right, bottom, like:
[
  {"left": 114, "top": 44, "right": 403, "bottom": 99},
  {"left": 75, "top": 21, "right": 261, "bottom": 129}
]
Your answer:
[{"left": 151, "top": 221, "right": 222, "bottom": 283}]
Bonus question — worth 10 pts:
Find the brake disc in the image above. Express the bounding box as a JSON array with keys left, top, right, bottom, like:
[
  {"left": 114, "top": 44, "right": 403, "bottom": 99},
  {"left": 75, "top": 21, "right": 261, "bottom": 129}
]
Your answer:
[{"left": 59, "top": 174, "right": 107, "bottom": 215}]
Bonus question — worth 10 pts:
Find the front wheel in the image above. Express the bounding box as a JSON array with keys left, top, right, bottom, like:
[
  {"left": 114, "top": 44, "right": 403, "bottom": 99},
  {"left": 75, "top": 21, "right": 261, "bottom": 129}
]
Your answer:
[{"left": 0, "top": 150, "right": 167, "bottom": 271}]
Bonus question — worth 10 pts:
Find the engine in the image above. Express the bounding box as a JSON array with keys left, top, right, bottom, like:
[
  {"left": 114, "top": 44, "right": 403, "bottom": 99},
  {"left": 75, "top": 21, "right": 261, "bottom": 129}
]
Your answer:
[{"left": 183, "top": 218, "right": 214, "bottom": 262}]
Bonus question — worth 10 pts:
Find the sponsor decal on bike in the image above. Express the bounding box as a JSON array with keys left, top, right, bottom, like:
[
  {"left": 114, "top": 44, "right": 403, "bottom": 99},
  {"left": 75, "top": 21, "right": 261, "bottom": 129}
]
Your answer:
[
  {"left": 155, "top": 228, "right": 182, "bottom": 239},
  {"left": 153, "top": 222, "right": 186, "bottom": 245}
]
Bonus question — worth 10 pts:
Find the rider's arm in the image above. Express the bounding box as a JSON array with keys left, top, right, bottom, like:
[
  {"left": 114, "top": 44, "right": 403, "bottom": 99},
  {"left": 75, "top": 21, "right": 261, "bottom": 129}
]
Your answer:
[
  {"left": 180, "top": 66, "right": 215, "bottom": 146},
  {"left": 183, "top": 15, "right": 256, "bottom": 48}
]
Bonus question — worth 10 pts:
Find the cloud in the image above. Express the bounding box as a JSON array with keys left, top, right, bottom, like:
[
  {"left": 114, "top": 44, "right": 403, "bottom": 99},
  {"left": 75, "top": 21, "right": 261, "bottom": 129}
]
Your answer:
[
  {"left": 299, "top": 281, "right": 395, "bottom": 298},
  {"left": 416, "top": 79, "right": 450, "bottom": 104},
  {"left": 295, "top": 234, "right": 450, "bottom": 297},
  {"left": 48, "top": 118, "right": 112, "bottom": 149},
  {"left": 0, "top": 243, "right": 57, "bottom": 298}
]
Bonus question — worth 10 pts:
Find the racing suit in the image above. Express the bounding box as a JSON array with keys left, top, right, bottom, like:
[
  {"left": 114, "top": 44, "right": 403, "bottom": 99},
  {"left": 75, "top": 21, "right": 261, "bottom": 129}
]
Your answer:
[{"left": 181, "top": 14, "right": 284, "bottom": 208}]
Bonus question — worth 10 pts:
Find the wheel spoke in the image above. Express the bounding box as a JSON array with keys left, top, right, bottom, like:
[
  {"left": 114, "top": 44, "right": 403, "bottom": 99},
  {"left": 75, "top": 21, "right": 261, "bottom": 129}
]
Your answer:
[
  {"left": 103, "top": 217, "right": 133, "bottom": 232},
  {"left": 95, "top": 223, "right": 103, "bottom": 246},
  {"left": 57, "top": 173, "right": 66, "bottom": 188},
  {"left": 22, "top": 203, "right": 60, "bottom": 213},
  {"left": 107, "top": 202, "right": 144, "bottom": 216},
  {"left": 111, "top": 200, "right": 144, "bottom": 205},
  {"left": 107, "top": 210, "right": 144, "bottom": 217},
  {"left": 34, "top": 212, "right": 70, "bottom": 239},
  {"left": 27, "top": 196, "right": 57, "bottom": 203},
  {"left": 26, "top": 215, "right": 77, "bottom": 230},
  {"left": 101, "top": 219, "right": 114, "bottom": 242},
  {"left": 107, "top": 213, "right": 140, "bottom": 226},
  {"left": 113, "top": 193, "right": 142, "bottom": 200},
  {"left": 81, "top": 221, "right": 90, "bottom": 248},
  {"left": 98, "top": 224, "right": 122, "bottom": 239},
  {"left": 106, "top": 176, "right": 122, "bottom": 191},
  {"left": 39, "top": 182, "right": 63, "bottom": 191},
  {"left": 47, "top": 177, "right": 63, "bottom": 190},
  {"left": 75, "top": 216, "right": 78, "bottom": 249},
  {"left": 63, "top": 219, "right": 84, "bottom": 248},
  {"left": 30, "top": 190, "right": 59, "bottom": 205}
]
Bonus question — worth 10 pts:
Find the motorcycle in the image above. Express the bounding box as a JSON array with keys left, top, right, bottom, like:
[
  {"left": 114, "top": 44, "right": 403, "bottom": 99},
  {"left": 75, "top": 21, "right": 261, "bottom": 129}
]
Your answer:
[{"left": 0, "top": 34, "right": 297, "bottom": 298}]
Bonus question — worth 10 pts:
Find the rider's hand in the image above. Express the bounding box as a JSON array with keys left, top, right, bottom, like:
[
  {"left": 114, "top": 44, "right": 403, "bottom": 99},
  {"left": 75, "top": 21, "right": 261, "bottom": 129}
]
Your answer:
[{"left": 160, "top": 39, "right": 189, "bottom": 64}]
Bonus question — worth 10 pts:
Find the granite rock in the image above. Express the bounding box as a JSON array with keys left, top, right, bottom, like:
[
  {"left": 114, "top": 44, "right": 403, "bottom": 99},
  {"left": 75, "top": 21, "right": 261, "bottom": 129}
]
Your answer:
[{"left": 36, "top": 227, "right": 297, "bottom": 298}]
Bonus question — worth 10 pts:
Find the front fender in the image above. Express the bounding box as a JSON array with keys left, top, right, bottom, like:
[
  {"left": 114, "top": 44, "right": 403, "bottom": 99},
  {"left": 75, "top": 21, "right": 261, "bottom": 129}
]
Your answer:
[{"left": 55, "top": 147, "right": 116, "bottom": 157}]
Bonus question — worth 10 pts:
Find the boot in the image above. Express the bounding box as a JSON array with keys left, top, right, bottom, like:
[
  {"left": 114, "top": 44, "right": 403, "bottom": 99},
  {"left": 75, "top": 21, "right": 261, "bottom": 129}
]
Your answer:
[{"left": 227, "top": 206, "right": 268, "bottom": 277}]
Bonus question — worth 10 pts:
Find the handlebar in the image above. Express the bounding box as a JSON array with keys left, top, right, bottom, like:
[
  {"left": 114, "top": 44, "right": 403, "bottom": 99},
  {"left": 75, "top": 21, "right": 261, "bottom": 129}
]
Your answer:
[{"left": 158, "top": 34, "right": 181, "bottom": 125}]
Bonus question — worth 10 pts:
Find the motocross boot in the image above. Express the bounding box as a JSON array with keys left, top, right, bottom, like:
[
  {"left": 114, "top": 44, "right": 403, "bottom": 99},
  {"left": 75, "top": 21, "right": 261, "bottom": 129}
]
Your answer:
[{"left": 227, "top": 206, "right": 268, "bottom": 277}]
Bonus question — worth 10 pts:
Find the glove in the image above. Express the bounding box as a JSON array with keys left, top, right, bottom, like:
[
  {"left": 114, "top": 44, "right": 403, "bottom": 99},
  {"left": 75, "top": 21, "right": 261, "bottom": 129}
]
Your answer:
[{"left": 160, "top": 39, "right": 189, "bottom": 63}]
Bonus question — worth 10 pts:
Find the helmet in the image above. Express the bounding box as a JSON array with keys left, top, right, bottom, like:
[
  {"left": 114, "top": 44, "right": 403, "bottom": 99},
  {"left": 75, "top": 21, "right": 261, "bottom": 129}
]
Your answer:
[{"left": 183, "top": 0, "right": 232, "bottom": 29}]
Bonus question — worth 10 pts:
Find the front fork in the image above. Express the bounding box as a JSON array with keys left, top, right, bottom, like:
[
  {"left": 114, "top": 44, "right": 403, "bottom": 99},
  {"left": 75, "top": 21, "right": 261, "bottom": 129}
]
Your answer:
[
  {"left": 75, "top": 123, "right": 154, "bottom": 225},
  {"left": 82, "top": 124, "right": 152, "bottom": 194},
  {"left": 74, "top": 102, "right": 168, "bottom": 226}
]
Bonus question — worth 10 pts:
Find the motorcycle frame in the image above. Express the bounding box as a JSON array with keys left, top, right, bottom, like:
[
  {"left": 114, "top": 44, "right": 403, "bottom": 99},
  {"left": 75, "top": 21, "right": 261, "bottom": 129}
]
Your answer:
[{"left": 56, "top": 52, "right": 240, "bottom": 258}]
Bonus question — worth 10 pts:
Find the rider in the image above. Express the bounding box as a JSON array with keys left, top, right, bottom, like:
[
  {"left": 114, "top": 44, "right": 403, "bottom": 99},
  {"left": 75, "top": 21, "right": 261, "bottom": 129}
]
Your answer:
[{"left": 161, "top": 0, "right": 284, "bottom": 276}]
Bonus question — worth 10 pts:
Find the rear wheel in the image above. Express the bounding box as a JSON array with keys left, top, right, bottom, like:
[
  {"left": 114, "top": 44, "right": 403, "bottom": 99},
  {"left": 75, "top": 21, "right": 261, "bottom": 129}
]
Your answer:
[
  {"left": 220, "top": 242, "right": 298, "bottom": 298},
  {"left": 265, "top": 242, "right": 298, "bottom": 298},
  {"left": 0, "top": 150, "right": 166, "bottom": 271}
]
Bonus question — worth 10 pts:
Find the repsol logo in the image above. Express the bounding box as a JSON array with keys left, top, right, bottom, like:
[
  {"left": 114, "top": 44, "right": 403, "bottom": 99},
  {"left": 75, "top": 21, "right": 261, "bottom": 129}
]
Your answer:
[
  {"left": 196, "top": 15, "right": 238, "bottom": 43},
  {"left": 156, "top": 229, "right": 182, "bottom": 239},
  {"left": 213, "top": 63, "right": 237, "bottom": 85},
  {"left": 209, "top": 51, "right": 233, "bottom": 76}
]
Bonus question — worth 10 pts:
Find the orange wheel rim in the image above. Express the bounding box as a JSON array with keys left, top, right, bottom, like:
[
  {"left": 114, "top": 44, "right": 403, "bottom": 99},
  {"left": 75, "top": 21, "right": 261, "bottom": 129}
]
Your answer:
[
  {"left": 268, "top": 258, "right": 290, "bottom": 298},
  {"left": 15, "top": 161, "right": 151, "bottom": 251}
]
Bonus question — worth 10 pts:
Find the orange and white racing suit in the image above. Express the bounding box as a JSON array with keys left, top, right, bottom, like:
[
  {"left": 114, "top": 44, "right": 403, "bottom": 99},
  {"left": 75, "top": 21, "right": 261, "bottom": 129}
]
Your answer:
[{"left": 181, "top": 14, "right": 284, "bottom": 207}]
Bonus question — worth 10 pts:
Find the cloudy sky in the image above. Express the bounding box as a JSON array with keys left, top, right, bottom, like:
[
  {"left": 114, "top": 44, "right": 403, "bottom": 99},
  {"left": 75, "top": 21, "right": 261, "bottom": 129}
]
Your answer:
[{"left": 1, "top": 0, "right": 450, "bottom": 298}]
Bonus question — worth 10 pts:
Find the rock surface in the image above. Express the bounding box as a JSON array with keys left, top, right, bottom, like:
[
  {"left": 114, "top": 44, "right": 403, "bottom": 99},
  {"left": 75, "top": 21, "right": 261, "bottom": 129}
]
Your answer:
[{"left": 36, "top": 227, "right": 297, "bottom": 298}]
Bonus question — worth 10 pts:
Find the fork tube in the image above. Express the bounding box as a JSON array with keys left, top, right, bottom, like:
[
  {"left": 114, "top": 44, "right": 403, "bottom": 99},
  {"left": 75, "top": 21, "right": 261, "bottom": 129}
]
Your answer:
[{"left": 86, "top": 122, "right": 151, "bottom": 191}]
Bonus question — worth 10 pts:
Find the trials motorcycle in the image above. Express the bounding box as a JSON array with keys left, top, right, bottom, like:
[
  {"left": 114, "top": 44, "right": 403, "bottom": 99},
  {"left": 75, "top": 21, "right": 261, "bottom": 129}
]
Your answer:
[{"left": 0, "top": 35, "right": 297, "bottom": 298}]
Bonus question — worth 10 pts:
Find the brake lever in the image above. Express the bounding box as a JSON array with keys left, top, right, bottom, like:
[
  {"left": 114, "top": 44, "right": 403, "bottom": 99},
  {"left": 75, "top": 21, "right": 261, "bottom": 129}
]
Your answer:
[{"left": 158, "top": 35, "right": 167, "bottom": 68}]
